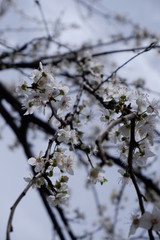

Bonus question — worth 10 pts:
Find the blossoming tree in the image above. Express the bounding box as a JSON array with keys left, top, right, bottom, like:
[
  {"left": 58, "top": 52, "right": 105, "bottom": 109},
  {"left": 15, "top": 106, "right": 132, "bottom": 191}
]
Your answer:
[{"left": 1, "top": 1, "right": 160, "bottom": 240}]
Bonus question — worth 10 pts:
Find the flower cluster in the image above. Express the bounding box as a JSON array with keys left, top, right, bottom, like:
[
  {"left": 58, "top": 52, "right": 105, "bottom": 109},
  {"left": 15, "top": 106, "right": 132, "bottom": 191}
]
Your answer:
[
  {"left": 57, "top": 126, "right": 79, "bottom": 147},
  {"left": 47, "top": 176, "right": 70, "bottom": 207},
  {"left": 17, "top": 60, "right": 79, "bottom": 207},
  {"left": 27, "top": 147, "right": 74, "bottom": 206},
  {"left": 53, "top": 148, "right": 74, "bottom": 175},
  {"left": 19, "top": 62, "right": 81, "bottom": 207},
  {"left": 100, "top": 83, "right": 160, "bottom": 168},
  {"left": 77, "top": 51, "right": 103, "bottom": 87},
  {"left": 17, "top": 62, "right": 70, "bottom": 115}
]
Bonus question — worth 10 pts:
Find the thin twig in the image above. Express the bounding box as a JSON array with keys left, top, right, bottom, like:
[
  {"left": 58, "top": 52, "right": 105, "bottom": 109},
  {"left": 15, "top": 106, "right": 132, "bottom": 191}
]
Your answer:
[
  {"left": 96, "top": 41, "right": 158, "bottom": 90},
  {"left": 35, "top": 0, "right": 51, "bottom": 38},
  {"left": 128, "top": 118, "right": 154, "bottom": 240},
  {"left": 113, "top": 184, "right": 125, "bottom": 233},
  {"left": 6, "top": 173, "right": 42, "bottom": 240},
  {"left": 66, "top": 82, "right": 84, "bottom": 124},
  {"left": 127, "top": 119, "right": 145, "bottom": 213},
  {"left": 92, "top": 44, "right": 159, "bottom": 58}
]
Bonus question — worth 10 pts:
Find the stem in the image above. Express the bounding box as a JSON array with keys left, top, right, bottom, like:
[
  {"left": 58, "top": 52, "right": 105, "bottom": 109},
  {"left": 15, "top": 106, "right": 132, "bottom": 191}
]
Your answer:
[
  {"left": 6, "top": 174, "right": 41, "bottom": 240},
  {"left": 128, "top": 118, "right": 154, "bottom": 240},
  {"left": 96, "top": 41, "right": 157, "bottom": 90}
]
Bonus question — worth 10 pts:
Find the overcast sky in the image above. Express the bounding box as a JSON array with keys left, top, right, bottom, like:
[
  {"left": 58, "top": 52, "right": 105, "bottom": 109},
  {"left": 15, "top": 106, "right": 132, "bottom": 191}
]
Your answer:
[{"left": 1, "top": 1, "right": 160, "bottom": 240}]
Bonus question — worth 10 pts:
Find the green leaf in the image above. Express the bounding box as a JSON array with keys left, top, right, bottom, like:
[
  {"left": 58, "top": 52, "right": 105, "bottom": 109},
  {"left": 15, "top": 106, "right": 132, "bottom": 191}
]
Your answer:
[
  {"left": 101, "top": 178, "right": 108, "bottom": 185},
  {"left": 59, "top": 89, "right": 65, "bottom": 95}
]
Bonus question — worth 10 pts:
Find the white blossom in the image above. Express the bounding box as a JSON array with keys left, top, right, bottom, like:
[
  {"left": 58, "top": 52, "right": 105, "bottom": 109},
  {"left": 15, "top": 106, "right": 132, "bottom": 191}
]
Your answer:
[
  {"left": 135, "top": 92, "right": 148, "bottom": 112},
  {"left": 64, "top": 155, "right": 74, "bottom": 175},
  {"left": 100, "top": 109, "right": 110, "bottom": 122},
  {"left": 55, "top": 152, "right": 74, "bottom": 175},
  {"left": 112, "top": 86, "right": 131, "bottom": 102},
  {"left": 57, "top": 95, "right": 71, "bottom": 115},
  {"left": 57, "top": 127, "right": 79, "bottom": 146},
  {"left": 17, "top": 62, "right": 71, "bottom": 116},
  {"left": 88, "top": 168, "right": 106, "bottom": 184},
  {"left": 57, "top": 128, "right": 71, "bottom": 144},
  {"left": 133, "top": 142, "right": 155, "bottom": 167},
  {"left": 146, "top": 98, "right": 160, "bottom": 116},
  {"left": 47, "top": 183, "right": 70, "bottom": 207},
  {"left": 24, "top": 173, "right": 44, "bottom": 188},
  {"left": 137, "top": 114, "right": 156, "bottom": 144},
  {"left": 118, "top": 169, "right": 131, "bottom": 185},
  {"left": 78, "top": 51, "right": 103, "bottom": 86},
  {"left": 139, "top": 206, "right": 160, "bottom": 231},
  {"left": 31, "top": 62, "right": 55, "bottom": 87},
  {"left": 28, "top": 151, "right": 45, "bottom": 173},
  {"left": 109, "top": 125, "right": 121, "bottom": 144},
  {"left": 129, "top": 214, "right": 140, "bottom": 236},
  {"left": 54, "top": 151, "right": 66, "bottom": 170},
  {"left": 58, "top": 85, "right": 69, "bottom": 95},
  {"left": 48, "top": 192, "right": 70, "bottom": 207},
  {"left": 129, "top": 206, "right": 160, "bottom": 236}
]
